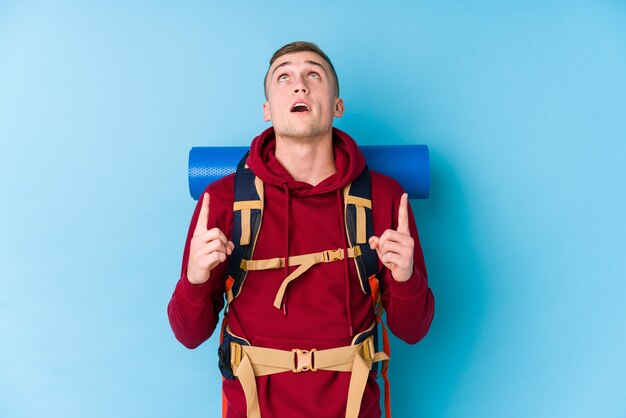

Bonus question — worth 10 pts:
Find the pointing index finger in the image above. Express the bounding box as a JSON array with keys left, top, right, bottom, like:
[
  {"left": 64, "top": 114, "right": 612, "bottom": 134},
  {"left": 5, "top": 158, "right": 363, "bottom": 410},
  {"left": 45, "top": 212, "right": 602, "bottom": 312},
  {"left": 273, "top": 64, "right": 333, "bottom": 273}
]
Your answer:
[
  {"left": 397, "top": 193, "right": 410, "bottom": 235},
  {"left": 194, "top": 192, "right": 210, "bottom": 235}
]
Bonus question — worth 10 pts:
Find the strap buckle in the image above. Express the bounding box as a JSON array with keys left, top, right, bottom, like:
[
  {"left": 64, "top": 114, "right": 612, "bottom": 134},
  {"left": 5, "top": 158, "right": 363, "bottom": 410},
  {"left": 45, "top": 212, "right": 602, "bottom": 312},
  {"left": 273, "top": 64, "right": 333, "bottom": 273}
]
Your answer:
[
  {"left": 360, "top": 336, "right": 376, "bottom": 362},
  {"left": 322, "top": 248, "right": 344, "bottom": 263},
  {"left": 230, "top": 342, "right": 242, "bottom": 367},
  {"left": 292, "top": 348, "right": 317, "bottom": 373}
]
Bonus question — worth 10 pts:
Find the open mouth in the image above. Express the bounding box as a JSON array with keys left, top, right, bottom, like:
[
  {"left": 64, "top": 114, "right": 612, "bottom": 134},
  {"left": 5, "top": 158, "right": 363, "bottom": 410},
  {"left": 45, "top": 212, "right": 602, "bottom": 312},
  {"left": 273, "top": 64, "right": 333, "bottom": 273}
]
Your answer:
[{"left": 291, "top": 103, "right": 311, "bottom": 112}]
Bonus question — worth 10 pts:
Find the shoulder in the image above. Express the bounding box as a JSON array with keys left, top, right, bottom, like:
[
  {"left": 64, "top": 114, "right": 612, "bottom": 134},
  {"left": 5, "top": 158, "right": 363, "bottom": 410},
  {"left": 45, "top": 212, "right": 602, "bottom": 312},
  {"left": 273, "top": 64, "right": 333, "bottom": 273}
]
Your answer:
[
  {"left": 369, "top": 170, "right": 405, "bottom": 200},
  {"left": 204, "top": 173, "right": 235, "bottom": 211},
  {"left": 368, "top": 170, "right": 405, "bottom": 231},
  {"left": 370, "top": 170, "right": 404, "bottom": 225},
  {"left": 205, "top": 173, "right": 234, "bottom": 194}
]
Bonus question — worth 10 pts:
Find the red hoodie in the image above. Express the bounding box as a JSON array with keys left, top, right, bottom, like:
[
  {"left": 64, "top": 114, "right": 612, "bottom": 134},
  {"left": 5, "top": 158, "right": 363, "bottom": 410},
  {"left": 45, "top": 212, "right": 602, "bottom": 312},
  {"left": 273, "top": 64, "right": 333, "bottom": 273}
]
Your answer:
[{"left": 168, "top": 127, "right": 435, "bottom": 417}]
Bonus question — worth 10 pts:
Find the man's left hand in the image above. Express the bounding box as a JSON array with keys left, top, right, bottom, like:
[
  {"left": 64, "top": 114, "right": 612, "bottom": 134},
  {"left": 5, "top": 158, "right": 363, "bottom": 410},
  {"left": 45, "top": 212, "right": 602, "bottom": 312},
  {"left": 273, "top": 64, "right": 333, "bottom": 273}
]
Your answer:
[{"left": 368, "top": 193, "right": 414, "bottom": 282}]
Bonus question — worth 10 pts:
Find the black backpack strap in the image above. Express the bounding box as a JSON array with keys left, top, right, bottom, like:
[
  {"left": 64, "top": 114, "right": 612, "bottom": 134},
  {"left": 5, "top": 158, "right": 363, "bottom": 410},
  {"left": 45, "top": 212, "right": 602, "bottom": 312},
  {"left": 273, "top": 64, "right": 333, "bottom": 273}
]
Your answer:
[
  {"left": 343, "top": 167, "right": 379, "bottom": 294},
  {"left": 226, "top": 151, "right": 264, "bottom": 305}
]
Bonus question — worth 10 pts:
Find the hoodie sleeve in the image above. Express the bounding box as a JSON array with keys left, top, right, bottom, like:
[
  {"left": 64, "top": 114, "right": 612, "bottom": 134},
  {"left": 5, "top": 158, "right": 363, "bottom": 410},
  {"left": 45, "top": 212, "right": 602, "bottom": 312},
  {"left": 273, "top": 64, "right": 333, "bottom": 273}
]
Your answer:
[
  {"left": 167, "top": 176, "right": 234, "bottom": 349},
  {"left": 371, "top": 173, "right": 435, "bottom": 345}
]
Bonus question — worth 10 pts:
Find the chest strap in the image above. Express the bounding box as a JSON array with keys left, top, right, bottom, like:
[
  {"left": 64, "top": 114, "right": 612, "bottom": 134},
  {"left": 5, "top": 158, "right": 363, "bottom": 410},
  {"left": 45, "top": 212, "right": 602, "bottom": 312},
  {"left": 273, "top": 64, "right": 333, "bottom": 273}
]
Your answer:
[
  {"left": 228, "top": 158, "right": 379, "bottom": 308},
  {"left": 226, "top": 323, "right": 388, "bottom": 418},
  {"left": 229, "top": 246, "right": 362, "bottom": 309}
]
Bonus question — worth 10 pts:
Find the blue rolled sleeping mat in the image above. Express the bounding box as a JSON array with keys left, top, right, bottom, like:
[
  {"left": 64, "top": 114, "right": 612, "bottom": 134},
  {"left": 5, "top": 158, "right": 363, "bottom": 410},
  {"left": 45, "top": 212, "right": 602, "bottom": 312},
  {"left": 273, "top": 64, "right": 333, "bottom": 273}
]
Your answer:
[{"left": 188, "top": 145, "right": 430, "bottom": 200}]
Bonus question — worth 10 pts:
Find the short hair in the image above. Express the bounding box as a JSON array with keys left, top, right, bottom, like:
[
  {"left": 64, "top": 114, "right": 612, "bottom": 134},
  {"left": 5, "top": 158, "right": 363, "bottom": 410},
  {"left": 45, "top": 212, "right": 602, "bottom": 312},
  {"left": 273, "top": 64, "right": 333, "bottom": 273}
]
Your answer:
[{"left": 264, "top": 41, "right": 340, "bottom": 98}]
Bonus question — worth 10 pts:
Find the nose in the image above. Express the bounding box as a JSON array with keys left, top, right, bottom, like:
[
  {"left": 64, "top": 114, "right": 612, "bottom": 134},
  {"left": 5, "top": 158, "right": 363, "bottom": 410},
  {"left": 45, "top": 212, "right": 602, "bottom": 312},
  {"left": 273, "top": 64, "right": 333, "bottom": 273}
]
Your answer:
[
  {"left": 293, "top": 77, "right": 308, "bottom": 94},
  {"left": 293, "top": 86, "right": 308, "bottom": 94}
]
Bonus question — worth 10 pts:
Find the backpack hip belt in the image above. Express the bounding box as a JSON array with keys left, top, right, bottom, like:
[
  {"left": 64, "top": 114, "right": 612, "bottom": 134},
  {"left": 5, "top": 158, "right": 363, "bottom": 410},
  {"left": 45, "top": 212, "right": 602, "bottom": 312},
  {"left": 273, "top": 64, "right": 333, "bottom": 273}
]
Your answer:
[{"left": 222, "top": 323, "right": 388, "bottom": 418}]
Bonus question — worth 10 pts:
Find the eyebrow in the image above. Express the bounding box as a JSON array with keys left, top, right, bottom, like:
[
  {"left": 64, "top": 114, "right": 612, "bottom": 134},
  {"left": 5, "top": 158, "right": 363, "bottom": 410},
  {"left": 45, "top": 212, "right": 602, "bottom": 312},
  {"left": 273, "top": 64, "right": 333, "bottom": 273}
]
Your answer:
[{"left": 271, "top": 60, "right": 326, "bottom": 78}]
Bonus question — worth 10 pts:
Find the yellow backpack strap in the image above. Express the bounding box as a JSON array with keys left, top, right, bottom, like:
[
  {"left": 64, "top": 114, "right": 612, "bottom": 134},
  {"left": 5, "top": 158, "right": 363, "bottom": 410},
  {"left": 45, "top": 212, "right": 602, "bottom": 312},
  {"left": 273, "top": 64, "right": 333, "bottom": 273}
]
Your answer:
[
  {"left": 343, "top": 167, "right": 378, "bottom": 294},
  {"left": 226, "top": 152, "right": 264, "bottom": 305}
]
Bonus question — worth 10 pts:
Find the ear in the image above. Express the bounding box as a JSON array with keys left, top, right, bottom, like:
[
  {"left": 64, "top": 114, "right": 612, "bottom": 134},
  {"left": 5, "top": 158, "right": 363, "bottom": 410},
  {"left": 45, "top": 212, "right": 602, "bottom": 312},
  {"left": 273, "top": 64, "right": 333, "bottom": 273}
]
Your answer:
[
  {"left": 334, "top": 98, "right": 345, "bottom": 118},
  {"left": 263, "top": 101, "right": 271, "bottom": 122}
]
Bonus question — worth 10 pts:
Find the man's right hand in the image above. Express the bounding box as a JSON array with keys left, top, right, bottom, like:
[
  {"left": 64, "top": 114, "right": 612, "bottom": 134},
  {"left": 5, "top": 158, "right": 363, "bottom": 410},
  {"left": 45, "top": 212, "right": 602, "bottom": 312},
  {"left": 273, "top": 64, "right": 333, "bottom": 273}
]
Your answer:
[{"left": 187, "top": 192, "right": 235, "bottom": 285}]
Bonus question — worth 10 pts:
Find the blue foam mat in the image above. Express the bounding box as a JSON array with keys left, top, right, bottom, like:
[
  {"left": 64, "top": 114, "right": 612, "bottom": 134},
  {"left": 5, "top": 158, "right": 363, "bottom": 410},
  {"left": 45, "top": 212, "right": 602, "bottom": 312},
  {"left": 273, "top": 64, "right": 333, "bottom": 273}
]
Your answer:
[{"left": 189, "top": 145, "right": 430, "bottom": 200}]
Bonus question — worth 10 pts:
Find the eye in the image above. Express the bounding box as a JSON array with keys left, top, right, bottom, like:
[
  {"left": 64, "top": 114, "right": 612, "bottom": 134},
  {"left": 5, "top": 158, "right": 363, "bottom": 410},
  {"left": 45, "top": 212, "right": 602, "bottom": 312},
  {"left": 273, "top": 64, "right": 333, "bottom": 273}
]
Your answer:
[
  {"left": 278, "top": 74, "right": 289, "bottom": 81},
  {"left": 308, "top": 72, "right": 320, "bottom": 79}
]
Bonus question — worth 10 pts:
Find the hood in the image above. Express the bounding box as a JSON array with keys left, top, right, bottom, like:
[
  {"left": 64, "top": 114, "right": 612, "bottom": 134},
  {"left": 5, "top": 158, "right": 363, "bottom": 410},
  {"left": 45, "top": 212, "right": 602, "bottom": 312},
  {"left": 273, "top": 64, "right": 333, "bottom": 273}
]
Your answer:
[
  {"left": 246, "top": 127, "right": 366, "bottom": 195},
  {"left": 245, "top": 126, "right": 364, "bottom": 335}
]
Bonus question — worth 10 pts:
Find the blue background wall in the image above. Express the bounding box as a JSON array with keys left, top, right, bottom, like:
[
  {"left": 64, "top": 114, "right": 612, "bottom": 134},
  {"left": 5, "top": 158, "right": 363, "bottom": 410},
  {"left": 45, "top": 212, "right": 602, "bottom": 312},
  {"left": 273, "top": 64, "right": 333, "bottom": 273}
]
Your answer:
[{"left": 1, "top": 1, "right": 625, "bottom": 417}]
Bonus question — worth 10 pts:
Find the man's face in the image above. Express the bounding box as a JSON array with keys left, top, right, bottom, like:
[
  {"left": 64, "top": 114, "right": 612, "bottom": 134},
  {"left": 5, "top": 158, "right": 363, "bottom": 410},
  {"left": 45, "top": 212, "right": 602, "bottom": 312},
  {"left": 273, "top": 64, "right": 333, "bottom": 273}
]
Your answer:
[{"left": 263, "top": 51, "right": 344, "bottom": 140}]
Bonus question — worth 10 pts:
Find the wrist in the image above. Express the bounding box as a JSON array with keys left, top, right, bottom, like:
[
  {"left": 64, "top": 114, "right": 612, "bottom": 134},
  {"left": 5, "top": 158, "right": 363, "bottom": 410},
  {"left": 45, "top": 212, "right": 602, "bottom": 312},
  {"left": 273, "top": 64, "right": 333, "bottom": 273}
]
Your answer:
[
  {"left": 186, "top": 269, "right": 210, "bottom": 285},
  {"left": 392, "top": 270, "right": 411, "bottom": 282}
]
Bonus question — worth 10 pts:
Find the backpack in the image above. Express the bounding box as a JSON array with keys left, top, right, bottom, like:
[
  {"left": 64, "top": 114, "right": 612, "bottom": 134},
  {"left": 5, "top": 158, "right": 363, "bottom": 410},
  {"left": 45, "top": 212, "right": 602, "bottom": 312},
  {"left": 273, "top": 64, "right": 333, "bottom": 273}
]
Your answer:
[{"left": 218, "top": 152, "right": 393, "bottom": 418}]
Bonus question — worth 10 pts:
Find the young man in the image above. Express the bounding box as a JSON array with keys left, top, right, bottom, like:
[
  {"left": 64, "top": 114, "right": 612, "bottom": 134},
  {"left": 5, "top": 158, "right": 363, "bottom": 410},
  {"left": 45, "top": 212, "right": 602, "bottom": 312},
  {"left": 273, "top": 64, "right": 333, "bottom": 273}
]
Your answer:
[{"left": 168, "top": 42, "right": 435, "bottom": 418}]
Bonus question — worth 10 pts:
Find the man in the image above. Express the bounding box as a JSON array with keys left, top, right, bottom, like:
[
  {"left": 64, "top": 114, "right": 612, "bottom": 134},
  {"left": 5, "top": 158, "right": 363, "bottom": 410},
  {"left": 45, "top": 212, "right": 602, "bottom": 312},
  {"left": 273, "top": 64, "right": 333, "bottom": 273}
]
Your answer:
[{"left": 168, "top": 41, "right": 435, "bottom": 418}]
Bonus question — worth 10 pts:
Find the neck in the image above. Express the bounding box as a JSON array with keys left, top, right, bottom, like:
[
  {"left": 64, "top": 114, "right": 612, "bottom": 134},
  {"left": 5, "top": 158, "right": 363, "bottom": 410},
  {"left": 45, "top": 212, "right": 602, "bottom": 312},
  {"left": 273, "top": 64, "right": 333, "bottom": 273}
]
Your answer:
[{"left": 274, "top": 131, "right": 336, "bottom": 185}]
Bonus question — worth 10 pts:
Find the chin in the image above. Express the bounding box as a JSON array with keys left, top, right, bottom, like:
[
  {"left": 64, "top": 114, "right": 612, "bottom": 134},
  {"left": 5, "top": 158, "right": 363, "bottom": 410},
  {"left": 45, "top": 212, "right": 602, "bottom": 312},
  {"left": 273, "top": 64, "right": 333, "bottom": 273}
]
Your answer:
[{"left": 275, "top": 123, "right": 330, "bottom": 140}]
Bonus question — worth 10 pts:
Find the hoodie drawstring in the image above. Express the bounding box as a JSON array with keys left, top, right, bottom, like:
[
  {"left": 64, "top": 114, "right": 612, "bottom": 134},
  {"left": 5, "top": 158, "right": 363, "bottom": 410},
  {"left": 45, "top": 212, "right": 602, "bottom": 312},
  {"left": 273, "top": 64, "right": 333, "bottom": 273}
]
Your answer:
[
  {"left": 337, "top": 189, "right": 354, "bottom": 337},
  {"left": 275, "top": 185, "right": 353, "bottom": 335},
  {"left": 282, "top": 182, "right": 290, "bottom": 316}
]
